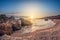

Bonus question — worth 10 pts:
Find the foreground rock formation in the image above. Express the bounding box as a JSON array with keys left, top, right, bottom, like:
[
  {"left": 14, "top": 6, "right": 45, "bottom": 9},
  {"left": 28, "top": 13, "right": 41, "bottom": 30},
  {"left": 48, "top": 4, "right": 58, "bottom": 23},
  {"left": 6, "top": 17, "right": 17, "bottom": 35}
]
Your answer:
[{"left": 0, "top": 14, "right": 32, "bottom": 36}]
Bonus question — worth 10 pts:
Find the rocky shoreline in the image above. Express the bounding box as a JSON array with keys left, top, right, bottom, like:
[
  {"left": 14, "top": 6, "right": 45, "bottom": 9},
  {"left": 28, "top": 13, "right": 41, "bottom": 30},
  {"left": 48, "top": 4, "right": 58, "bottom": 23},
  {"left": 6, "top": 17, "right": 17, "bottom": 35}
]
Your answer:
[{"left": 0, "top": 19, "right": 60, "bottom": 40}]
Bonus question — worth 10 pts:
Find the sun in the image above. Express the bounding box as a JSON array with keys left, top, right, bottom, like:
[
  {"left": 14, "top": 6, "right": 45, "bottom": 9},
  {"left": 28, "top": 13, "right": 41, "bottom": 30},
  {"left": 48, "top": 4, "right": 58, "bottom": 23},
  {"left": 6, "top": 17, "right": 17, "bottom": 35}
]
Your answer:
[
  {"left": 29, "top": 16, "right": 34, "bottom": 23},
  {"left": 30, "top": 16, "right": 34, "bottom": 19}
]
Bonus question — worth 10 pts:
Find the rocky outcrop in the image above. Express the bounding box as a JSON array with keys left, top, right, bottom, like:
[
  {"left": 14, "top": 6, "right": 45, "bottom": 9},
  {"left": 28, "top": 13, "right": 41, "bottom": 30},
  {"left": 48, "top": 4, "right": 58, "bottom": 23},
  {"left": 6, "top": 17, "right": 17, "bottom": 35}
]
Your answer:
[
  {"left": 44, "top": 15, "right": 60, "bottom": 19},
  {"left": 0, "top": 14, "right": 32, "bottom": 36}
]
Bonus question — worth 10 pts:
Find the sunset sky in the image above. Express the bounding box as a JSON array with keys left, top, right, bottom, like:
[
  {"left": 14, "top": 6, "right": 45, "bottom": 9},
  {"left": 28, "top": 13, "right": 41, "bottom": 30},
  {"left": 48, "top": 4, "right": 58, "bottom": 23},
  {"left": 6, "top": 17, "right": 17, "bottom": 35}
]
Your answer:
[{"left": 0, "top": 0, "right": 60, "bottom": 18}]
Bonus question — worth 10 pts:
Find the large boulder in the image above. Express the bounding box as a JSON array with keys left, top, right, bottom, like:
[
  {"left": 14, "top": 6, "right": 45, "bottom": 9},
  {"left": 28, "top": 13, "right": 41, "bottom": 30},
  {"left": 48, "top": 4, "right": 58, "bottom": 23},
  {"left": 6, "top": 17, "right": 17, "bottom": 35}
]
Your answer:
[{"left": 21, "top": 19, "right": 32, "bottom": 26}]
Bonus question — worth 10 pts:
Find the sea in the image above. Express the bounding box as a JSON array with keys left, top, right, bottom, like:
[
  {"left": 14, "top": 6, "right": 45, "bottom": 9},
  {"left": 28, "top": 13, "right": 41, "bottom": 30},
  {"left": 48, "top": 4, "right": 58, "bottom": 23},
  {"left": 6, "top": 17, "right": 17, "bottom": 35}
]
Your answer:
[{"left": 22, "top": 19, "right": 56, "bottom": 34}]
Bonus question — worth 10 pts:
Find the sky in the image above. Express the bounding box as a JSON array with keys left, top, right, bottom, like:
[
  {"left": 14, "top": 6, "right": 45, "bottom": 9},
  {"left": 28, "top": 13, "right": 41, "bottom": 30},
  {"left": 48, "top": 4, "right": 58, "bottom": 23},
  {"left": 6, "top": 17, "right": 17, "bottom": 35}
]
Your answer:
[{"left": 0, "top": 0, "right": 60, "bottom": 18}]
